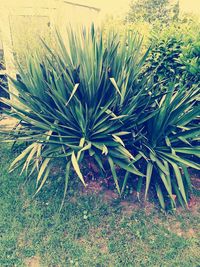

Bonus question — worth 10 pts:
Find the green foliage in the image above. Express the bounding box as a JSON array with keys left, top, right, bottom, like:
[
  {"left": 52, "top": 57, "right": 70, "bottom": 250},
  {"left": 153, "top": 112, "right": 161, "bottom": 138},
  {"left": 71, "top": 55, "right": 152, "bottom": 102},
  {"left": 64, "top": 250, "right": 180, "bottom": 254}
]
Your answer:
[
  {"left": 143, "top": 37, "right": 183, "bottom": 84},
  {"left": 132, "top": 84, "right": 200, "bottom": 209},
  {"left": 177, "top": 40, "right": 200, "bottom": 83},
  {"left": 141, "top": 15, "right": 200, "bottom": 87},
  {"left": 0, "top": 25, "right": 199, "bottom": 210},
  {"left": 126, "top": 0, "right": 179, "bottom": 24},
  {"left": 143, "top": 36, "right": 200, "bottom": 86}
]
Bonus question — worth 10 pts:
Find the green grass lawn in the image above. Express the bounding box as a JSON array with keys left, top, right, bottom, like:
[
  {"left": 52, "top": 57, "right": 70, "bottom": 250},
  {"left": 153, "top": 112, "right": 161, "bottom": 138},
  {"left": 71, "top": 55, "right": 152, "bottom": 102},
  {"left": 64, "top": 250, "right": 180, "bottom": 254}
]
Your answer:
[{"left": 0, "top": 143, "right": 200, "bottom": 267}]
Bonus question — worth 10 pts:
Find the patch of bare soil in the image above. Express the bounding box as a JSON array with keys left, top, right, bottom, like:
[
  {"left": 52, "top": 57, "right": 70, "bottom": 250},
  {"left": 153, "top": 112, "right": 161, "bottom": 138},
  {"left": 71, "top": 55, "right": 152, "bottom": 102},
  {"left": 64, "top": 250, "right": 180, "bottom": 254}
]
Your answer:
[
  {"left": 188, "top": 169, "right": 200, "bottom": 214},
  {"left": 24, "top": 256, "right": 40, "bottom": 267},
  {"left": 143, "top": 201, "right": 156, "bottom": 215},
  {"left": 101, "top": 189, "right": 119, "bottom": 202},
  {"left": 51, "top": 165, "right": 64, "bottom": 176},
  {"left": 191, "top": 177, "right": 200, "bottom": 191},
  {"left": 81, "top": 180, "right": 104, "bottom": 195},
  {"left": 166, "top": 220, "right": 199, "bottom": 238},
  {"left": 190, "top": 168, "right": 200, "bottom": 189},
  {"left": 188, "top": 196, "right": 200, "bottom": 215},
  {"left": 78, "top": 227, "right": 109, "bottom": 254},
  {"left": 80, "top": 176, "right": 156, "bottom": 214},
  {"left": 120, "top": 200, "right": 140, "bottom": 215}
]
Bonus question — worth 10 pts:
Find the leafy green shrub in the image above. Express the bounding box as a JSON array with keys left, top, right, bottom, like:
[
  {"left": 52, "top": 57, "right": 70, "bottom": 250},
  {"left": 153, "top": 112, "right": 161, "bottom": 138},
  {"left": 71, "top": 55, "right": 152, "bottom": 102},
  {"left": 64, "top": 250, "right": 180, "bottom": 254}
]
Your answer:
[
  {"left": 126, "top": 0, "right": 179, "bottom": 24},
  {"left": 0, "top": 26, "right": 199, "bottom": 210},
  {"left": 177, "top": 40, "right": 200, "bottom": 84},
  {"left": 143, "top": 37, "right": 183, "bottom": 84},
  {"left": 143, "top": 35, "right": 200, "bottom": 87}
]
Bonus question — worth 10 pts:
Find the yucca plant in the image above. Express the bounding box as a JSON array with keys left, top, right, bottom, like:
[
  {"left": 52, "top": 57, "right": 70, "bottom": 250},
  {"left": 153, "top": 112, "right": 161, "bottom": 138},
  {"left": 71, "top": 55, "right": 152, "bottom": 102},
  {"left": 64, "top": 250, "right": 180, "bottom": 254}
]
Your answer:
[
  {"left": 130, "top": 83, "right": 200, "bottom": 209},
  {"left": 0, "top": 25, "right": 156, "bottom": 207}
]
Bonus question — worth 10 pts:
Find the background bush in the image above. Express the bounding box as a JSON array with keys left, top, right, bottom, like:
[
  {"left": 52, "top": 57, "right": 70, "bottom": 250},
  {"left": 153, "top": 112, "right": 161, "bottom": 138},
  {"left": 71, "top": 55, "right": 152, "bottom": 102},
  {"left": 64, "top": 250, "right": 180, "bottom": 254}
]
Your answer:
[
  {"left": 142, "top": 37, "right": 200, "bottom": 86},
  {"left": 142, "top": 19, "right": 200, "bottom": 87}
]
